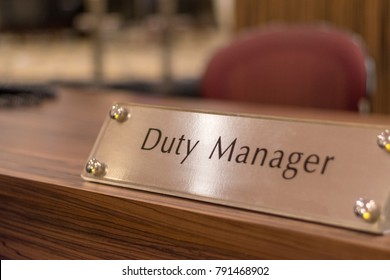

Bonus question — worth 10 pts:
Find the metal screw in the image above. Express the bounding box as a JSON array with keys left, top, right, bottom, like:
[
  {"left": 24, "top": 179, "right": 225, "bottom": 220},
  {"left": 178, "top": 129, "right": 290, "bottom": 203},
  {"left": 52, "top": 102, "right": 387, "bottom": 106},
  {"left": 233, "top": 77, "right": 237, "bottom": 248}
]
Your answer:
[
  {"left": 85, "top": 158, "right": 106, "bottom": 177},
  {"left": 354, "top": 198, "right": 380, "bottom": 223},
  {"left": 377, "top": 129, "right": 390, "bottom": 152},
  {"left": 109, "top": 104, "right": 129, "bottom": 122}
]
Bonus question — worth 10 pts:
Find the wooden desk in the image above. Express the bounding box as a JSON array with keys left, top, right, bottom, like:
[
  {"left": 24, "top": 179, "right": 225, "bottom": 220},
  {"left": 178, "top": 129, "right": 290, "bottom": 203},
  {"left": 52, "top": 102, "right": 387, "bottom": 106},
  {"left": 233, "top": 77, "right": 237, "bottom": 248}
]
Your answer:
[{"left": 1, "top": 88, "right": 390, "bottom": 259}]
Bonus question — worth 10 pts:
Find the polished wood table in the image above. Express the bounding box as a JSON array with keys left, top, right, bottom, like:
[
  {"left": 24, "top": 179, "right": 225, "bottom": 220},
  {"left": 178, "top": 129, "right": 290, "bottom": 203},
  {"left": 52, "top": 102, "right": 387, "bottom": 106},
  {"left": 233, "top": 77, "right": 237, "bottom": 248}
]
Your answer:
[{"left": 1, "top": 88, "right": 390, "bottom": 259}]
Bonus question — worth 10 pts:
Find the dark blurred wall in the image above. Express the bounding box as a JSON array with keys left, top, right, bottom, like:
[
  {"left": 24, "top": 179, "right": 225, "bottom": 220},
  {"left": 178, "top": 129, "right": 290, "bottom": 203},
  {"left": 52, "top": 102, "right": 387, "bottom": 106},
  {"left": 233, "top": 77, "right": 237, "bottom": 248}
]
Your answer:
[
  {"left": 0, "top": 0, "right": 213, "bottom": 30},
  {"left": 0, "top": 0, "right": 83, "bottom": 30}
]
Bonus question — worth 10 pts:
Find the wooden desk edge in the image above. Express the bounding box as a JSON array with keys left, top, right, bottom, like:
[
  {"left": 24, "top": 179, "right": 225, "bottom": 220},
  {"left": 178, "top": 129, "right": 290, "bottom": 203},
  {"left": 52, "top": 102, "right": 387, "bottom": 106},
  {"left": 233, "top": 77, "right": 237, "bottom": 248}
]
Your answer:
[{"left": 1, "top": 171, "right": 390, "bottom": 259}]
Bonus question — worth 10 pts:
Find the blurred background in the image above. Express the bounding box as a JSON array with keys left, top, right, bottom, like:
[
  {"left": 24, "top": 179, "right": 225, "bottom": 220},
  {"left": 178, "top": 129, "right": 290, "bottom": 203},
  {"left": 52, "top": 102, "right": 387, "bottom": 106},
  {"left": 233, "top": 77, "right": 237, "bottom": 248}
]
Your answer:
[{"left": 0, "top": 0, "right": 389, "bottom": 113}]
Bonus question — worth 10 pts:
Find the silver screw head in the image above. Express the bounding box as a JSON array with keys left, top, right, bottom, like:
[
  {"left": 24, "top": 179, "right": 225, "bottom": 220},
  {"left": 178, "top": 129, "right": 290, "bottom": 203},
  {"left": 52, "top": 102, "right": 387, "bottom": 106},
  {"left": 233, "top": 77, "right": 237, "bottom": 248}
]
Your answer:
[
  {"left": 377, "top": 129, "right": 390, "bottom": 152},
  {"left": 354, "top": 198, "right": 380, "bottom": 223},
  {"left": 109, "top": 104, "right": 128, "bottom": 122},
  {"left": 85, "top": 158, "right": 106, "bottom": 177}
]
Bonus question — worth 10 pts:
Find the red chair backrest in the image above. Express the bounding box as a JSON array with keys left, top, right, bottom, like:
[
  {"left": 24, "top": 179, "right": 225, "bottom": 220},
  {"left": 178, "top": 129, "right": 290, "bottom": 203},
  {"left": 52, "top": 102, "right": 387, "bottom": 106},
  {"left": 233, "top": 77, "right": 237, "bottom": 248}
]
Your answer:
[{"left": 201, "top": 24, "right": 368, "bottom": 111}]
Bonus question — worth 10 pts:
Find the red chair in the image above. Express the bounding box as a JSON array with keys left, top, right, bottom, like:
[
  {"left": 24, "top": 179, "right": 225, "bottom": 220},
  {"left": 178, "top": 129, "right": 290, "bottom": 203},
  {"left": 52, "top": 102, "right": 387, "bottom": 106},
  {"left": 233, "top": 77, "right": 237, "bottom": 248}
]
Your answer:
[{"left": 201, "top": 24, "right": 375, "bottom": 112}]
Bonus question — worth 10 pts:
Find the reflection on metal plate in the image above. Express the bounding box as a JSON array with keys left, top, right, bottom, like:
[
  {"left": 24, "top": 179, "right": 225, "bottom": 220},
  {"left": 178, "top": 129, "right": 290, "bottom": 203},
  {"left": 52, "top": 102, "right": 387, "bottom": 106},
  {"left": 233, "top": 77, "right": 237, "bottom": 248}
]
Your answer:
[{"left": 82, "top": 103, "right": 390, "bottom": 234}]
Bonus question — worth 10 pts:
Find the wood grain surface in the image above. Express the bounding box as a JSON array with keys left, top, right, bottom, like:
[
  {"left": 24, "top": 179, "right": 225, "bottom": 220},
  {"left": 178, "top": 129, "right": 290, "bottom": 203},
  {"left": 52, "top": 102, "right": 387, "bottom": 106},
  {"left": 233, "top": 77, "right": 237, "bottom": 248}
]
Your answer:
[{"left": 1, "top": 88, "right": 390, "bottom": 259}]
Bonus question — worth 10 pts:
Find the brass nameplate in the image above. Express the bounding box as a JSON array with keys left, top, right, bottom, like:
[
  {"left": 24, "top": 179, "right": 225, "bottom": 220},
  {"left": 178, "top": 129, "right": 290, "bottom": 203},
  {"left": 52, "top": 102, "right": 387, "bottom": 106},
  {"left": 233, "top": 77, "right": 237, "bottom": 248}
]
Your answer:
[{"left": 82, "top": 103, "right": 390, "bottom": 234}]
